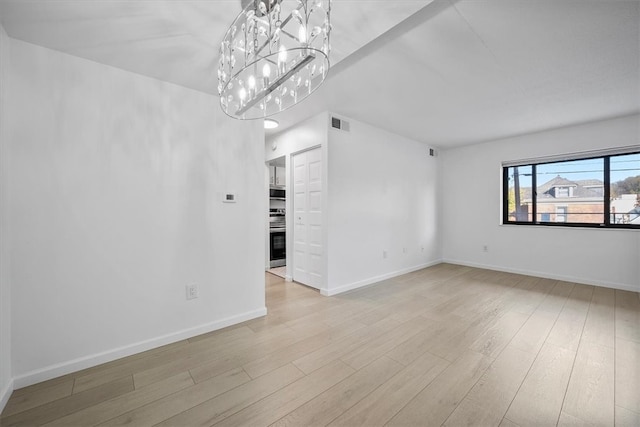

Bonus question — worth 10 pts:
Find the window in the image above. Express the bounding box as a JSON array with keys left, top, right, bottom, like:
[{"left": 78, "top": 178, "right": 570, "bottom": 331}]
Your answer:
[
  {"left": 610, "top": 153, "right": 640, "bottom": 225},
  {"left": 505, "top": 165, "right": 532, "bottom": 222},
  {"left": 536, "top": 158, "right": 604, "bottom": 224},
  {"left": 503, "top": 150, "right": 640, "bottom": 229}
]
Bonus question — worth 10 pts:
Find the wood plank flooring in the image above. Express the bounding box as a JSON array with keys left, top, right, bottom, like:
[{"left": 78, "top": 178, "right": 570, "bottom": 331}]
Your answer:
[{"left": 2, "top": 264, "right": 639, "bottom": 426}]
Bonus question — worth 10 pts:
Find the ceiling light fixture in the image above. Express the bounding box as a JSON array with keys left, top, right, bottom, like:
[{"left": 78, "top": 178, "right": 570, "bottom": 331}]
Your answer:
[
  {"left": 218, "top": 0, "right": 332, "bottom": 120},
  {"left": 264, "top": 118, "right": 279, "bottom": 129}
]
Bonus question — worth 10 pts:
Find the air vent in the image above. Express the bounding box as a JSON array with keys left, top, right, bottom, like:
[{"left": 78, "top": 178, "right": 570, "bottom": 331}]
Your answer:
[{"left": 331, "top": 116, "right": 350, "bottom": 131}]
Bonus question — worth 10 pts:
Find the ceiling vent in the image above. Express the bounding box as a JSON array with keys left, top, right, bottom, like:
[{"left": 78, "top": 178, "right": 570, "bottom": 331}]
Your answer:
[{"left": 331, "top": 117, "right": 350, "bottom": 131}]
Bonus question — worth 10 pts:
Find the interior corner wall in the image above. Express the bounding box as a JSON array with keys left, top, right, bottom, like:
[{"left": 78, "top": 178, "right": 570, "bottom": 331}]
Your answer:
[
  {"left": 0, "top": 23, "right": 13, "bottom": 412},
  {"left": 325, "top": 114, "right": 441, "bottom": 295},
  {"left": 441, "top": 114, "right": 640, "bottom": 292},
  {"left": 7, "top": 39, "right": 266, "bottom": 388}
]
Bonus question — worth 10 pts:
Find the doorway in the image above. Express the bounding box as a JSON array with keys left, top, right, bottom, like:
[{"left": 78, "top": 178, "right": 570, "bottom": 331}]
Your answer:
[{"left": 267, "top": 157, "right": 286, "bottom": 278}]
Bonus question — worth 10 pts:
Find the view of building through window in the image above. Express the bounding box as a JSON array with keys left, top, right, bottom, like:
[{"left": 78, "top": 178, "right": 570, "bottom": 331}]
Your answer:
[
  {"left": 536, "top": 158, "right": 604, "bottom": 224},
  {"left": 504, "top": 152, "right": 640, "bottom": 227},
  {"left": 611, "top": 153, "right": 640, "bottom": 224}
]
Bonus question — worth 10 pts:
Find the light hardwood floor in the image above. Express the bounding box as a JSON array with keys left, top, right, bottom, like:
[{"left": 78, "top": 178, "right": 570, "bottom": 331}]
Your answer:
[{"left": 2, "top": 264, "right": 639, "bottom": 426}]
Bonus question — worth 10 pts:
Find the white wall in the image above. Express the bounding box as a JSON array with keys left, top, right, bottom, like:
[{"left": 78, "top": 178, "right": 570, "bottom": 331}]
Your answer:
[
  {"left": 7, "top": 39, "right": 266, "bottom": 387},
  {"left": 266, "top": 113, "right": 328, "bottom": 163},
  {"left": 326, "top": 115, "right": 441, "bottom": 295},
  {"left": 0, "top": 23, "right": 13, "bottom": 412},
  {"left": 267, "top": 113, "right": 441, "bottom": 295},
  {"left": 441, "top": 114, "right": 640, "bottom": 292}
]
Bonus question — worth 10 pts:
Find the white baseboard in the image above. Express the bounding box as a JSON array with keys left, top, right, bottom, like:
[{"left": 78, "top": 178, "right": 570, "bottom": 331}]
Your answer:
[
  {"left": 321, "top": 259, "right": 443, "bottom": 296},
  {"left": 12, "top": 307, "right": 267, "bottom": 389},
  {"left": 443, "top": 258, "right": 640, "bottom": 293},
  {"left": 0, "top": 378, "right": 13, "bottom": 414}
]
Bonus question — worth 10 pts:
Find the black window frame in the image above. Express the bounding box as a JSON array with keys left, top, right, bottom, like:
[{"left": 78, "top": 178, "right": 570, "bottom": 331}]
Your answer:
[{"left": 502, "top": 151, "right": 640, "bottom": 229}]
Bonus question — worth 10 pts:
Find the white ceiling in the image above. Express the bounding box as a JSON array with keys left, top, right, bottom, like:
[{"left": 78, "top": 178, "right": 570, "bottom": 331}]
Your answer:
[
  {"left": 0, "top": 0, "right": 638, "bottom": 148},
  {"left": 279, "top": 0, "right": 640, "bottom": 147},
  {"left": 0, "top": 0, "right": 430, "bottom": 93}
]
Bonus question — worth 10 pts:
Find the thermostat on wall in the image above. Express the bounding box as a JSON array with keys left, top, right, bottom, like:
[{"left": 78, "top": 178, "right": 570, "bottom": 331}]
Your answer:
[{"left": 222, "top": 193, "right": 237, "bottom": 203}]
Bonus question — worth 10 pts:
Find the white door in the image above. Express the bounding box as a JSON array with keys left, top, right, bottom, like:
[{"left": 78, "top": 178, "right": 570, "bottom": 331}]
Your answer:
[{"left": 292, "top": 148, "right": 323, "bottom": 289}]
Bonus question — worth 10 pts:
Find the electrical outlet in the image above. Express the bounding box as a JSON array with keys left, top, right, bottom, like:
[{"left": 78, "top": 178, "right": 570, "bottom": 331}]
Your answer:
[
  {"left": 383, "top": 250, "right": 388, "bottom": 259},
  {"left": 483, "top": 245, "right": 489, "bottom": 253},
  {"left": 186, "top": 284, "right": 199, "bottom": 300},
  {"left": 403, "top": 247, "right": 407, "bottom": 254}
]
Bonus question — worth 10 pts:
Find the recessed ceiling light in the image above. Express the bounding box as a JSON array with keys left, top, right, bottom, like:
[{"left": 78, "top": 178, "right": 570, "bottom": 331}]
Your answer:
[{"left": 264, "top": 119, "right": 279, "bottom": 130}]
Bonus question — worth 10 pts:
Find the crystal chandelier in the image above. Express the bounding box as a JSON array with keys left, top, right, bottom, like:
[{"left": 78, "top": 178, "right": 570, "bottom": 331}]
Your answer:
[{"left": 218, "top": 0, "right": 332, "bottom": 120}]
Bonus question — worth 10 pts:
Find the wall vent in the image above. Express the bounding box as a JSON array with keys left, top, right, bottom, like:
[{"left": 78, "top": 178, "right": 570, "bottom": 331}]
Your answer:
[{"left": 331, "top": 116, "right": 350, "bottom": 131}]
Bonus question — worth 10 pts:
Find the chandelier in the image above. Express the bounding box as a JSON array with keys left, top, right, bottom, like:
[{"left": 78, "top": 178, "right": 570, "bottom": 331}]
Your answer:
[{"left": 218, "top": 0, "right": 332, "bottom": 120}]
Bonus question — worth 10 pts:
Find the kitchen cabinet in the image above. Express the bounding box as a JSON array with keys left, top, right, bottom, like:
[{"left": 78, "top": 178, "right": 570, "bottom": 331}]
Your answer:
[
  {"left": 269, "top": 166, "right": 276, "bottom": 186},
  {"left": 275, "top": 166, "right": 285, "bottom": 187},
  {"left": 269, "top": 166, "right": 286, "bottom": 187}
]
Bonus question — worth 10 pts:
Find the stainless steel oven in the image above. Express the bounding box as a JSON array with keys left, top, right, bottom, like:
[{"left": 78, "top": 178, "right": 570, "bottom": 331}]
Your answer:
[
  {"left": 269, "top": 208, "right": 286, "bottom": 267},
  {"left": 269, "top": 229, "right": 286, "bottom": 267}
]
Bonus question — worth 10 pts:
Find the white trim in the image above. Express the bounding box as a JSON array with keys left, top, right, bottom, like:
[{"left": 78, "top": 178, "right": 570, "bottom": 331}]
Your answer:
[
  {"left": 501, "top": 144, "right": 640, "bottom": 167},
  {"left": 0, "top": 378, "right": 13, "bottom": 413},
  {"left": 12, "top": 307, "right": 267, "bottom": 389},
  {"left": 320, "top": 259, "right": 443, "bottom": 296},
  {"left": 443, "top": 258, "right": 640, "bottom": 293},
  {"left": 499, "top": 223, "right": 640, "bottom": 232}
]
